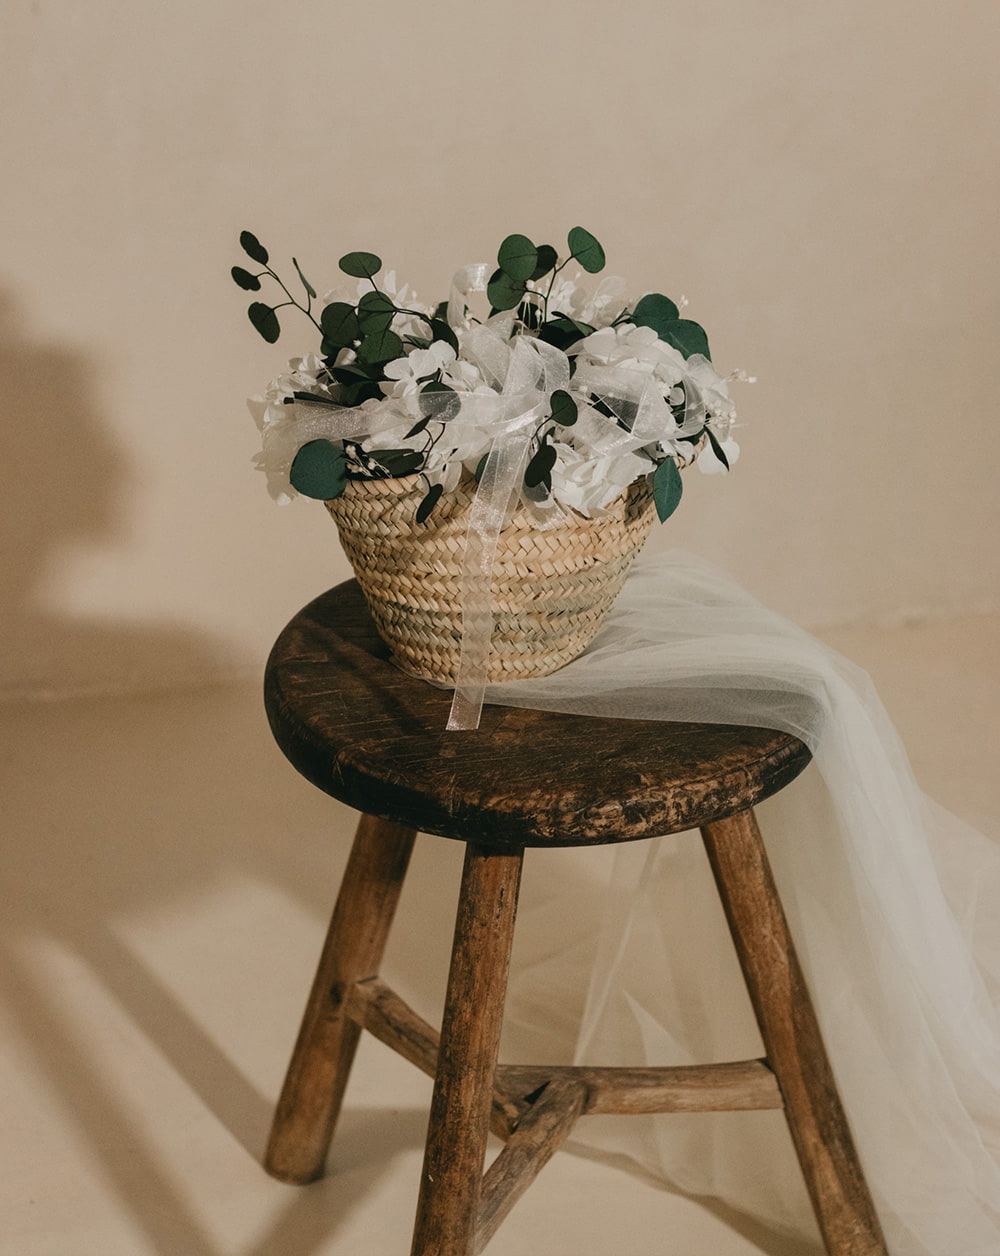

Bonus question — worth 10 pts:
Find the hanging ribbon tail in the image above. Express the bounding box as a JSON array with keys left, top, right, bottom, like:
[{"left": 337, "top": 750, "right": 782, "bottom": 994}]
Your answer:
[{"left": 446, "top": 412, "right": 538, "bottom": 731}]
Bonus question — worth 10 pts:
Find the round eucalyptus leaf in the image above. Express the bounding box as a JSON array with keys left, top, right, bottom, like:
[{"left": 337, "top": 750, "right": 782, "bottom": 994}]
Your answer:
[
  {"left": 497, "top": 234, "right": 538, "bottom": 282},
  {"left": 231, "top": 266, "right": 261, "bottom": 291},
  {"left": 289, "top": 439, "right": 348, "bottom": 500},
  {"left": 531, "top": 244, "right": 558, "bottom": 281},
  {"left": 320, "top": 301, "right": 360, "bottom": 347},
  {"left": 415, "top": 482, "right": 444, "bottom": 524},
  {"left": 661, "top": 318, "right": 712, "bottom": 361},
  {"left": 524, "top": 441, "right": 557, "bottom": 489},
  {"left": 339, "top": 251, "right": 382, "bottom": 279},
  {"left": 631, "top": 292, "right": 680, "bottom": 333},
  {"left": 248, "top": 302, "right": 280, "bottom": 343},
  {"left": 357, "top": 290, "right": 397, "bottom": 333},
  {"left": 356, "top": 328, "right": 404, "bottom": 365},
  {"left": 653, "top": 457, "right": 683, "bottom": 522},
  {"left": 567, "top": 226, "right": 606, "bottom": 273},
  {"left": 486, "top": 268, "right": 526, "bottom": 311},
  {"left": 550, "top": 389, "right": 578, "bottom": 426},
  {"left": 240, "top": 230, "right": 269, "bottom": 265}
]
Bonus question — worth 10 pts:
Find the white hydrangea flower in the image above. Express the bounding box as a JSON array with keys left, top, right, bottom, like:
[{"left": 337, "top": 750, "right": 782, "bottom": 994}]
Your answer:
[{"left": 380, "top": 342, "right": 458, "bottom": 399}]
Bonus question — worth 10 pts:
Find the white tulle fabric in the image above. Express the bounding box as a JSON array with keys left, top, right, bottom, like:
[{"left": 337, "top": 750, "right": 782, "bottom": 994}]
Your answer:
[{"left": 480, "top": 552, "right": 1000, "bottom": 1254}]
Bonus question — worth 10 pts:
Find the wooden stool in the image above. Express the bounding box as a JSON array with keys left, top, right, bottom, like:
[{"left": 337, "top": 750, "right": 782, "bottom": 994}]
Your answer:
[{"left": 262, "top": 581, "right": 888, "bottom": 1256}]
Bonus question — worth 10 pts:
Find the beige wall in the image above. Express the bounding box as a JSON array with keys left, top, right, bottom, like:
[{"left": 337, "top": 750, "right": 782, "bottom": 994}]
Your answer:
[{"left": 2, "top": 0, "right": 997, "bottom": 698}]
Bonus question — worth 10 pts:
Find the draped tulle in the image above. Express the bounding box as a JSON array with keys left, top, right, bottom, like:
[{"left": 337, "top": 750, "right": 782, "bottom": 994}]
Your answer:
[{"left": 482, "top": 552, "right": 1000, "bottom": 1254}]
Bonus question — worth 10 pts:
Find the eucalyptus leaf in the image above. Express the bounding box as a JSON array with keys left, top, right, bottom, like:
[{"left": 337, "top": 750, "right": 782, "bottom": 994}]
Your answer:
[
  {"left": 653, "top": 457, "right": 683, "bottom": 522},
  {"left": 356, "top": 329, "right": 404, "bottom": 365},
  {"left": 524, "top": 441, "right": 557, "bottom": 489},
  {"left": 631, "top": 292, "right": 680, "bottom": 334},
  {"left": 497, "top": 233, "right": 538, "bottom": 282},
  {"left": 289, "top": 439, "right": 348, "bottom": 500},
  {"left": 536, "top": 316, "right": 594, "bottom": 352},
  {"left": 486, "top": 268, "right": 526, "bottom": 312},
  {"left": 339, "top": 251, "right": 382, "bottom": 279},
  {"left": 429, "top": 318, "right": 459, "bottom": 353},
  {"left": 404, "top": 415, "right": 432, "bottom": 439},
  {"left": 248, "top": 302, "right": 280, "bottom": 343},
  {"left": 231, "top": 266, "right": 261, "bottom": 291},
  {"left": 357, "top": 290, "right": 397, "bottom": 333},
  {"left": 240, "top": 230, "right": 269, "bottom": 265},
  {"left": 371, "top": 448, "right": 423, "bottom": 477},
  {"left": 550, "top": 389, "right": 578, "bottom": 426},
  {"left": 660, "top": 318, "right": 712, "bottom": 361},
  {"left": 415, "top": 482, "right": 444, "bottom": 524},
  {"left": 567, "top": 226, "right": 605, "bottom": 273},
  {"left": 419, "top": 379, "right": 461, "bottom": 420},
  {"left": 474, "top": 452, "right": 489, "bottom": 482},
  {"left": 291, "top": 390, "right": 342, "bottom": 407},
  {"left": 531, "top": 244, "right": 558, "bottom": 280},
  {"left": 293, "top": 257, "right": 316, "bottom": 299},
  {"left": 705, "top": 427, "right": 731, "bottom": 470},
  {"left": 320, "top": 301, "right": 361, "bottom": 347}
]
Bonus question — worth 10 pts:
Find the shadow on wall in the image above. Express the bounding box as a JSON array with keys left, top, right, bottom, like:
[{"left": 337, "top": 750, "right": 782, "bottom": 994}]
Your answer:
[{"left": 0, "top": 286, "right": 225, "bottom": 698}]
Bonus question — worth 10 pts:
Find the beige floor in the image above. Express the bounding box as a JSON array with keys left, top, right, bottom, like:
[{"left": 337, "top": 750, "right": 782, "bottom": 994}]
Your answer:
[{"left": 3, "top": 613, "right": 998, "bottom": 1256}]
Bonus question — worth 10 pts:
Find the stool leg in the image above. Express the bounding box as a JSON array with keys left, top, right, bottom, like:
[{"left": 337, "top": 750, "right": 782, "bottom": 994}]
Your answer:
[
  {"left": 410, "top": 843, "right": 524, "bottom": 1256},
  {"left": 265, "top": 813, "right": 416, "bottom": 1184},
  {"left": 701, "top": 809, "right": 887, "bottom": 1256}
]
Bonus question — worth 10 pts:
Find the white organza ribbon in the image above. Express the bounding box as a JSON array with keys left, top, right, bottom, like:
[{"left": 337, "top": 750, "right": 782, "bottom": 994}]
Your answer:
[{"left": 446, "top": 324, "right": 572, "bottom": 730}]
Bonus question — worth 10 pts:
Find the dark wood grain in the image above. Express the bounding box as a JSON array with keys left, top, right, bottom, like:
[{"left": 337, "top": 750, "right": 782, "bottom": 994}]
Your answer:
[
  {"left": 265, "top": 581, "right": 813, "bottom": 850},
  {"left": 263, "top": 813, "right": 415, "bottom": 1184},
  {"left": 410, "top": 844, "right": 524, "bottom": 1256},
  {"left": 702, "top": 811, "right": 888, "bottom": 1256},
  {"left": 497, "top": 1059, "right": 783, "bottom": 1115}
]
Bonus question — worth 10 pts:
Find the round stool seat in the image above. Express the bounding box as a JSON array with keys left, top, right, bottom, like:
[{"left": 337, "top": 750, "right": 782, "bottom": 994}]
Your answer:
[{"left": 265, "top": 580, "right": 812, "bottom": 850}]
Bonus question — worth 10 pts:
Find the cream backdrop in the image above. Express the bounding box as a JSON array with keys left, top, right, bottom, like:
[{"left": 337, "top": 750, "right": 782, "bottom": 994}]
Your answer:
[{"left": 2, "top": 0, "right": 997, "bottom": 698}]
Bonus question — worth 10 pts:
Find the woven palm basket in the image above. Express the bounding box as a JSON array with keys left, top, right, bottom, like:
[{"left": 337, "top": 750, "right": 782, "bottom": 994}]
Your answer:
[{"left": 325, "top": 474, "right": 655, "bottom": 684}]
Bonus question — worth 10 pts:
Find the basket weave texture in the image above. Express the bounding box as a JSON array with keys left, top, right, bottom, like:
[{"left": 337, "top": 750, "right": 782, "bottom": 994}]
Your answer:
[{"left": 325, "top": 474, "right": 655, "bottom": 683}]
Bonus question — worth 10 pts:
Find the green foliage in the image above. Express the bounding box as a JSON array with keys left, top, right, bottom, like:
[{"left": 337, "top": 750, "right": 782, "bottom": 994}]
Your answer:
[
  {"left": 531, "top": 245, "right": 558, "bottom": 280},
  {"left": 231, "top": 266, "right": 261, "bottom": 291},
  {"left": 293, "top": 257, "right": 316, "bottom": 299},
  {"left": 416, "top": 481, "right": 443, "bottom": 523},
  {"left": 659, "top": 318, "right": 712, "bottom": 361},
  {"left": 497, "top": 234, "right": 538, "bottom": 283},
  {"left": 320, "top": 302, "right": 360, "bottom": 348},
  {"left": 429, "top": 318, "right": 459, "bottom": 353},
  {"left": 356, "top": 290, "right": 397, "bottom": 333},
  {"left": 706, "top": 428, "right": 730, "bottom": 469},
  {"left": 487, "top": 267, "right": 526, "bottom": 311},
  {"left": 524, "top": 440, "right": 556, "bottom": 491},
  {"left": 653, "top": 457, "right": 683, "bottom": 522},
  {"left": 289, "top": 439, "right": 348, "bottom": 499},
  {"left": 240, "top": 230, "right": 269, "bottom": 265},
  {"left": 370, "top": 448, "right": 423, "bottom": 477},
  {"left": 339, "top": 251, "right": 382, "bottom": 279},
  {"left": 631, "top": 292, "right": 680, "bottom": 333},
  {"left": 549, "top": 389, "right": 578, "bottom": 426},
  {"left": 248, "top": 302, "right": 280, "bottom": 343},
  {"left": 357, "top": 329, "right": 404, "bottom": 365},
  {"left": 567, "top": 226, "right": 605, "bottom": 273},
  {"left": 536, "top": 316, "right": 594, "bottom": 352},
  {"left": 419, "top": 379, "right": 461, "bottom": 420}
]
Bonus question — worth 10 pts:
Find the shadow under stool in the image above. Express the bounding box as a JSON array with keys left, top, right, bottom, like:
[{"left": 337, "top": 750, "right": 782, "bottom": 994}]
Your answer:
[{"left": 261, "top": 580, "right": 888, "bottom": 1256}]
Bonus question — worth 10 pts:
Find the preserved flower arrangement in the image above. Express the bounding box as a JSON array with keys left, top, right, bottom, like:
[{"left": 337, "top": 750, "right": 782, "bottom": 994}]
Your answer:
[
  {"left": 233, "top": 226, "right": 747, "bottom": 723},
  {"left": 233, "top": 226, "right": 743, "bottom": 526}
]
